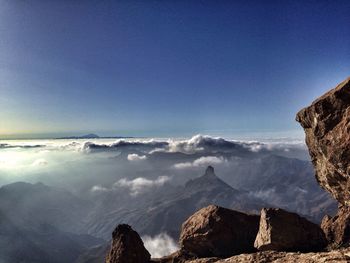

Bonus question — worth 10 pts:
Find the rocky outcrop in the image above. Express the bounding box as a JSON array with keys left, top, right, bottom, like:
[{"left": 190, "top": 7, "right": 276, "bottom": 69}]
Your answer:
[
  {"left": 321, "top": 205, "right": 350, "bottom": 248},
  {"left": 296, "top": 77, "right": 350, "bottom": 205},
  {"left": 105, "top": 224, "right": 151, "bottom": 263},
  {"left": 179, "top": 205, "right": 259, "bottom": 258},
  {"left": 185, "top": 248, "right": 350, "bottom": 263},
  {"left": 254, "top": 208, "right": 326, "bottom": 252}
]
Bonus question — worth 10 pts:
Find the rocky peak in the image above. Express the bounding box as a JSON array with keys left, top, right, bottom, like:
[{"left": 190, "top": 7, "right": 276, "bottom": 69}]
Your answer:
[
  {"left": 296, "top": 77, "right": 350, "bottom": 205},
  {"left": 204, "top": 165, "right": 215, "bottom": 177},
  {"left": 185, "top": 166, "right": 234, "bottom": 192},
  {"left": 105, "top": 224, "right": 150, "bottom": 263}
]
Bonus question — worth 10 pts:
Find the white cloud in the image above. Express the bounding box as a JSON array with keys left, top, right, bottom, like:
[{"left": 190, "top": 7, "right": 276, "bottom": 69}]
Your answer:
[
  {"left": 114, "top": 176, "right": 171, "bottom": 196},
  {"left": 173, "top": 156, "right": 225, "bottom": 169},
  {"left": 127, "top": 153, "right": 147, "bottom": 161},
  {"left": 31, "top": 158, "right": 48, "bottom": 166},
  {"left": 142, "top": 233, "right": 178, "bottom": 258},
  {"left": 90, "top": 185, "right": 109, "bottom": 193}
]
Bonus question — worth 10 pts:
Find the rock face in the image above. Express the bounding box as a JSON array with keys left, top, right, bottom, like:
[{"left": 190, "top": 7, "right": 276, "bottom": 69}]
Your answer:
[
  {"left": 105, "top": 224, "right": 151, "bottom": 263},
  {"left": 296, "top": 77, "right": 350, "bottom": 205},
  {"left": 179, "top": 205, "right": 259, "bottom": 258},
  {"left": 254, "top": 208, "right": 326, "bottom": 252},
  {"left": 321, "top": 205, "right": 350, "bottom": 248},
  {"left": 185, "top": 248, "right": 350, "bottom": 263}
]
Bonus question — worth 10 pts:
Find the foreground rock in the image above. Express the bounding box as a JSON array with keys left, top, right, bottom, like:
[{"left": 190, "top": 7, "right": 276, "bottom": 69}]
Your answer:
[
  {"left": 185, "top": 248, "right": 350, "bottom": 263},
  {"left": 321, "top": 205, "right": 350, "bottom": 248},
  {"left": 105, "top": 224, "right": 151, "bottom": 263},
  {"left": 296, "top": 77, "right": 350, "bottom": 205},
  {"left": 179, "top": 205, "right": 259, "bottom": 258},
  {"left": 254, "top": 208, "right": 326, "bottom": 252}
]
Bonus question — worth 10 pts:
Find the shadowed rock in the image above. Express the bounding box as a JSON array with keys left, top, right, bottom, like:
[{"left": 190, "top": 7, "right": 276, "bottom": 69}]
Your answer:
[
  {"left": 105, "top": 224, "right": 151, "bottom": 263},
  {"left": 179, "top": 205, "right": 259, "bottom": 258},
  {"left": 254, "top": 208, "right": 326, "bottom": 252},
  {"left": 321, "top": 205, "right": 350, "bottom": 248},
  {"left": 296, "top": 77, "right": 350, "bottom": 205}
]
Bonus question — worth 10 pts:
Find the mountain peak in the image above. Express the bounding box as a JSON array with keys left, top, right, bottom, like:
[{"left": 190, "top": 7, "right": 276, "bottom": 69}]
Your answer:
[
  {"left": 205, "top": 166, "right": 215, "bottom": 177},
  {"left": 185, "top": 166, "right": 234, "bottom": 192}
]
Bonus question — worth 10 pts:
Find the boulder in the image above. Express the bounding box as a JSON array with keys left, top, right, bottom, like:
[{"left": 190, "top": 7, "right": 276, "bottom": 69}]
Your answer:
[
  {"left": 254, "top": 208, "right": 326, "bottom": 252},
  {"left": 321, "top": 205, "right": 350, "bottom": 248},
  {"left": 296, "top": 77, "right": 350, "bottom": 205},
  {"left": 179, "top": 205, "right": 259, "bottom": 258},
  {"left": 105, "top": 224, "right": 151, "bottom": 263}
]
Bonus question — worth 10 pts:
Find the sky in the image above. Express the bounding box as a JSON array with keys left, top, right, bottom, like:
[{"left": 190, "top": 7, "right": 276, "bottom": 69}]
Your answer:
[{"left": 0, "top": 0, "right": 350, "bottom": 139}]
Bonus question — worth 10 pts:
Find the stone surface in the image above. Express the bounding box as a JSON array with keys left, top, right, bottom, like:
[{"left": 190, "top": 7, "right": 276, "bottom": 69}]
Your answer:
[
  {"left": 105, "top": 224, "right": 151, "bottom": 263},
  {"left": 186, "top": 248, "right": 350, "bottom": 263},
  {"left": 179, "top": 205, "right": 259, "bottom": 258},
  {"left": 254, "top": 208, "right": 326, "bottom": 252},
  {"left": 296, "top": 77, "right": 350, "bottom": 205},
  {"left": 321, "top": 205, "right": 350, "bottom": 248}
]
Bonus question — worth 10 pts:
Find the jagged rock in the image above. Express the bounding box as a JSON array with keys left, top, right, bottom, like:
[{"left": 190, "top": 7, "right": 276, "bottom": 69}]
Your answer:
[
  {"left": 321, "top": 205, "right": 350, "bottom": 248},
  {"left": 151, "top": 250, "right": 196, "bottom": 263},
  {"left": 179, "top": 205, "right": 259, "bottom": 258},
  {"left": 105, "top": 224, "right": 151, "bottom": 263},
  {"left": 185, "top": 248, "right": 350, "bottom": 262},
  {"left": 254, "top": 208, "right": 326, "bottom": 252},
  {"left": 296, "top": 77, "right": 350, "bottom": 205}
]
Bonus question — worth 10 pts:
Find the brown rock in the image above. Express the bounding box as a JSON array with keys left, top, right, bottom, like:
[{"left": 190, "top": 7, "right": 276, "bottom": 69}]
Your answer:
[
  {"left": 105, "top": 224, "right": 151, "bottom": 263},
  {"left": 185, "top": 248, "right": 350, "bottom": 263},
  {"left": 296, "top": 77, "right": 350, "bottom": 205},
  {"left": 321, "top": 205, "right": 350, "bottom": 248},
  {"left": 179, "top": 205, "right": 259, "bottom": 258},
  {"left": 254, "top": 208, "right": 326, "bottom": 252}
]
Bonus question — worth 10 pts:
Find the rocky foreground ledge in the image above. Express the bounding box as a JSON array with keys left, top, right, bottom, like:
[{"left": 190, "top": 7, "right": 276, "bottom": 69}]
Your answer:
[{"left": 105, "top": 77, "right": 350, "bottom": 263}]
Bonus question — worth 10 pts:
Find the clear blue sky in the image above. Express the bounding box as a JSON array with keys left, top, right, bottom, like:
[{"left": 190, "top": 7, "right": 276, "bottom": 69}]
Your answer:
[{"left": 0, "top": 0, "right": 349, "bottom": 138}]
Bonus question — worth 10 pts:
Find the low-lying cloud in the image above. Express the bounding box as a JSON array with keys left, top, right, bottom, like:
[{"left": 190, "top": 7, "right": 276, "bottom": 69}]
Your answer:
[
  {"left": 31, "top": 159, "right": 48, "bottom": 166},
  {"left": 115, "top": 176, "right": 171, "bottom": 196},
  {"left": 91, "top": 176, "right": 171, "bottom": 196},
  {"left": 173, "top": 156, "right": 225, "bottom": 169},
  {"left": 142, "top": 233, "right": 179, "bottom": 258},
  {"left": 127, "top": 153, "right": 147, "bottom": 161}
]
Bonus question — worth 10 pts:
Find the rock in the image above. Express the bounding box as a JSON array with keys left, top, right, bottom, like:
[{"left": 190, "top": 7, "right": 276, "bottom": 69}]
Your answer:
[
  {"left": 321, "top": 205, "right": 350, "bottom": 248},
  {"left": 105, "top": 224, "right": 151, "bottom": 263},
  {"left": 179, "top": 205, "right": 259, "bottom": 258},
  {"left": 296, "top": 77, "right": 350, "bottom": 205},
  {"left": 254, "top": 208, "right": 326, "bottom": 252},
  {"left": 185, "top": 248, "right": 350, "bottom": 263}
]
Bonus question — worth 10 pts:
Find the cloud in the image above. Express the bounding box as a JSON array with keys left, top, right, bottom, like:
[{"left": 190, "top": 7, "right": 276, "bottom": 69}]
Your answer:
[
  {"left": 90, "top": 185, "right": 110, "bottom": 192},
  {"left": 31, "top": 159, "right": 48, "bottom": 166},
  {"left": 0, "top": 143, "right": 44, "bottom": 149},
  {"left": 81, "top": 139, "right": 167, "bottom": 153},
  {"left": 91, "top": 176, "right": 171, "bottom": 195},
  {"left": 173, "top": 156, "right": 225, "bottom": 169},
  {"left": 127, "top": 153, "right": 147, "bottom": 161},
  {"left": 165, "top": 134, "right": 246, "bottom": 154},
  {"left": 142, "top": 233, "right": 179, "bottom": 258},
  {"left": 114, "top": 176, "right": 170, "bottom": 196}
]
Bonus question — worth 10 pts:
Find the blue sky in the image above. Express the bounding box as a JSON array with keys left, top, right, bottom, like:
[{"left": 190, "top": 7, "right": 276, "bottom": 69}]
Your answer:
[{"left": 0, "top": 0, "right": 350, "bottom": 138}]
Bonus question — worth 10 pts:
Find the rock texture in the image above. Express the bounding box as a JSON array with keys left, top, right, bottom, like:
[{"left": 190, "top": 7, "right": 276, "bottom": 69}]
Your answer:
[
  {"left": 186, "top": 248, "right": 350, "bottom": 263},
  {"left": 179, "top": 205, "right": 260, "bottom": 258},
  {"left": 254, "top": 208, "right": 326, "bottom": 252},
  {"left": 296, "top": 77, "right": 350, "bottom": 205},
  {"left": 321, "top": 205, "right": 350, "bottom": 248},
  {"left": 105, "top": 224, "right": 151, "bottom": 263}
]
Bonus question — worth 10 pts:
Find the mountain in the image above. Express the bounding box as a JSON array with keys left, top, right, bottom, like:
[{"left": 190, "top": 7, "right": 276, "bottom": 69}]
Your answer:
[
  {"left": 217, "top": 154, "right": 337, "bottom": 222},
  {"left": 84, "top": 166, "right": 268, "bottom": 240},
  {"left": 58, "top": 134, "right": 100, "bottom": 139},
  {"left": 0, "top": 210, "right": 103, "bottom": 263},
  {"left": 0, "top": 182, "right": 92, "bottom": 234},
  {"left": 0, "top": 182, "right": 104, "bottom": 263}
]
